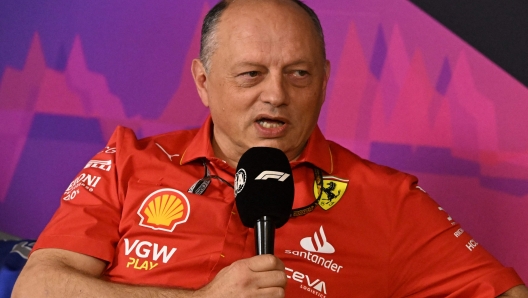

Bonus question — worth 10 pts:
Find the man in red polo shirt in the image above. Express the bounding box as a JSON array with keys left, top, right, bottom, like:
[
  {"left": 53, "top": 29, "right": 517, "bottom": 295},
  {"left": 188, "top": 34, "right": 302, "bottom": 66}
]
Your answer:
[{"left": 13, "top": 0, "right": 528, "bottom": 297}]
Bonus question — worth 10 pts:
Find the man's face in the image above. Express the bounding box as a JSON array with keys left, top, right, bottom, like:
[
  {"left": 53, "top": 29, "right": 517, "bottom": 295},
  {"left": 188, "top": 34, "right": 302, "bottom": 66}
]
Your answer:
[{"left": 193, "top": 0, "right": 330, "bottom": 165}]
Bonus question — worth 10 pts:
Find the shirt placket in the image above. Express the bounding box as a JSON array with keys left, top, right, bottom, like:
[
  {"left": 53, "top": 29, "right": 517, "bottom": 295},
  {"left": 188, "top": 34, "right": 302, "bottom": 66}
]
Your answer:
[{"left": 205, "top": 160, "right": 252, "bottom": 280}]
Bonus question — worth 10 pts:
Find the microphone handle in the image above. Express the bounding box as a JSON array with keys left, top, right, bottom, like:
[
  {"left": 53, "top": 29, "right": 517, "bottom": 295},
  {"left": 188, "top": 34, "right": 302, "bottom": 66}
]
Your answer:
[{"left": 255, "top": 215, "right": 275, "bottom": 255}]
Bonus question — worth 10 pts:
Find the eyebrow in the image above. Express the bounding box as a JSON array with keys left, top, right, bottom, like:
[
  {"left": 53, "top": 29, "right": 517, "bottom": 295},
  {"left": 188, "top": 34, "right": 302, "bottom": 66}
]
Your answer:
[
  {"left": 232, "top": 59, "right": 314, "bottom": 69},
  {"left": 232, "top": 61, "right": 264, "bottom": 69},
  {"left": 285, "top": 59, "right": 313, "bottom": 67}
]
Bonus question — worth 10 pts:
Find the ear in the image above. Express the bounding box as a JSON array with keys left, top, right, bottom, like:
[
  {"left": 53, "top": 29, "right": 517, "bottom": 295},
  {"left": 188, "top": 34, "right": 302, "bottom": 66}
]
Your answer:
[
  {"left": 323, "top": 60, "right": 331, "bottom": 88},
  {"left": 191, "top": 59, "right": 210, "bottom": 107},
  {"left": 321, "top": 60, "right": 331, "bottom": 102}
]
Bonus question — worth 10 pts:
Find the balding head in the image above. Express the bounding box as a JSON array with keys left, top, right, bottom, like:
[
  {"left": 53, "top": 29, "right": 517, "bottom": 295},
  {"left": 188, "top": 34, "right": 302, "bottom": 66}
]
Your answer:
[{"left": 199, "top": 0, "right": 326, "bottom": 73}]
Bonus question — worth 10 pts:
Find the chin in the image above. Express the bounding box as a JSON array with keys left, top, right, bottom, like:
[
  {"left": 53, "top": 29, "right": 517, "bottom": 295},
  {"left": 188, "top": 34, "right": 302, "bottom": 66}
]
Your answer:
[{"left": 252, "top": 142, "right": 297, "bottom": 157}]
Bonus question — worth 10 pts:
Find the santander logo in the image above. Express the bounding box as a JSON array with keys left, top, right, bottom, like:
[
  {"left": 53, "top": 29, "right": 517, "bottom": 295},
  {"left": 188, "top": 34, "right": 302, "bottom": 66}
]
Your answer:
[
  {"left": 300, "top": 226, "right": 335, "bottom": 254},
  {"left": 285, "top": 225, "right": 343, "bottom": 273}
]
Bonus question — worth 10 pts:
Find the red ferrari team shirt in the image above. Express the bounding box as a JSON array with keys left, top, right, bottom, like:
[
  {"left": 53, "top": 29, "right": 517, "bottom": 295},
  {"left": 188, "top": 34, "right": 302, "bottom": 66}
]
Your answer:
[{"left": 34, "top": 117, "right": 523, "bottom": 297}]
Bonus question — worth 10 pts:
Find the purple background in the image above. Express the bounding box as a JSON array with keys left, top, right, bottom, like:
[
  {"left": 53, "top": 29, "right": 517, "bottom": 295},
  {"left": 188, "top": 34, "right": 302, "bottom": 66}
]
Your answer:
[{"left": 0, "top": 0, "right": 527, "bottom": 281}]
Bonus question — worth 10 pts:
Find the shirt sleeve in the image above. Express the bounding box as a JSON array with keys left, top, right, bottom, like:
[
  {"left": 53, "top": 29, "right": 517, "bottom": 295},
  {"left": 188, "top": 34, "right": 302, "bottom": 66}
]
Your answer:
[
  {"left": 387, "top": 174, "right": 524, "bottom": 297},
  {"left": 32, "top": 126, "right": 134, "bottom": 265}
]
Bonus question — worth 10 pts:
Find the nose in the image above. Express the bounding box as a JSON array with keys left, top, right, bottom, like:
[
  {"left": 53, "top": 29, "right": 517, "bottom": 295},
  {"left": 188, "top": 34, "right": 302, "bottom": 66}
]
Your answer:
[{"left": 260, "top": 72, "right": 289, "bottom": 107}]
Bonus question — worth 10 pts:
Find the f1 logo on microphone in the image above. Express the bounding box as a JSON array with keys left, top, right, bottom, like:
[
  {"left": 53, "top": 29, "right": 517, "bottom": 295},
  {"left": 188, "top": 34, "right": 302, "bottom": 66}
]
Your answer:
[{"left": 255, "top": 171, "right": 290, "bottom": 181}]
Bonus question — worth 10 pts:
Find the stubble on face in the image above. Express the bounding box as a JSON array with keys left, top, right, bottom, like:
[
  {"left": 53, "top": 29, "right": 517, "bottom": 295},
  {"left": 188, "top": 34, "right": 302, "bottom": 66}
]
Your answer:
[{"left": 198, "top": 0, "right": 330, "bottom": 167}]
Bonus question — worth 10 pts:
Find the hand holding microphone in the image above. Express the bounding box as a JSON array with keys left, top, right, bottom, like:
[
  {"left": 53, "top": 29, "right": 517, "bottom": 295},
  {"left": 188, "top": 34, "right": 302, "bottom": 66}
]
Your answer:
[{"left": 194, "top": 147, "right": 293, "bottom": 298}]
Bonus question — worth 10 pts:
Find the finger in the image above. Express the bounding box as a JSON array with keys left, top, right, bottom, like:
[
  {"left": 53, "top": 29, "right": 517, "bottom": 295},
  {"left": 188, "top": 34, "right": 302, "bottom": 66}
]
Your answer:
[
  {"left": 255, "top": 286, "right": 286, "bottom": 298},
  {"left": 254, "top": 269, "right": 288, "bottom": 289},
  {"left": 247, "top": 255, "right": 284, "bottom": 272}
]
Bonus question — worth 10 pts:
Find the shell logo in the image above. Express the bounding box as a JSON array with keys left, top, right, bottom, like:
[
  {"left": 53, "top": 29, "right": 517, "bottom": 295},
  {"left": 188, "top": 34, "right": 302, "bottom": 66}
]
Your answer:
[{"left": 137, "top": 188, "right": 190, "bottom": 232}]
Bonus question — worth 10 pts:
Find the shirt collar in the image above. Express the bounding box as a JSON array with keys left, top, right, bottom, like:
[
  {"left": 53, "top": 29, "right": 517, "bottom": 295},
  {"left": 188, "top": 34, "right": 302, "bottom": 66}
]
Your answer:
[
  {"left": 180, "top": 116, "right": 334, "bottom": 174},
  {"left": 290, "top": 125, "right": 333, "bottom": 174},
  {"left": 179, "top": 115, "right": 216, "bottom": 165}
]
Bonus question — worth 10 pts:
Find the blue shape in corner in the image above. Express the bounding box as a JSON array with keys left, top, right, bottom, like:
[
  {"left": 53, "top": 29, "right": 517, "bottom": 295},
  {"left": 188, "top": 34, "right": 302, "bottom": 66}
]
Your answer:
[
  {"left": 28, "top": 113, "right": 105, "bottom": 143},
  {"left": 369, "top": 142, "right": 528, "bottom": 197},
  {"left": 369, "top": 142, "right": 480, "bottom": 176},
  {"left": 0, "top": 240, "right": 35, "bottom": 298},
  {"left": 479, "top": 176, "right": 528, "bottom": 197},
  {"left": 0, "top": 113, "right": 107, "bottom": 238},
  {"left": 369, "top": 25, "right": 388, "bottom": 80},
  {"left": 435, "top": 58, "right": 452, "bottom": 96}
]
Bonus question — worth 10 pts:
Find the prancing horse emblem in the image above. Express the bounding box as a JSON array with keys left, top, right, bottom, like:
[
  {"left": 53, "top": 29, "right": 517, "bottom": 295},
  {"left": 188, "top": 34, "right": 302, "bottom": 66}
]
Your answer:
[
  {"left": 322, "top": 181, "right": 341, "bottom": 202},
  {"left": 313, "top": 176, "right": 349, "bottom": 210}
]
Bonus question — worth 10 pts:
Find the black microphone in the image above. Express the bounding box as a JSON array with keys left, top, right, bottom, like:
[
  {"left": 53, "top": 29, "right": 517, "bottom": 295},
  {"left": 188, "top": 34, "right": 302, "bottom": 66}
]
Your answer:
[{"left": 235, "top": 147, "right": 294, "bottom": 255}]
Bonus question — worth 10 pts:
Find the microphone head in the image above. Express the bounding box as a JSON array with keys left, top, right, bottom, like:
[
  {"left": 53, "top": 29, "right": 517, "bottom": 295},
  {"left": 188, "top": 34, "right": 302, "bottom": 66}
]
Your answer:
[{"left": 235, "top": 147, "right": 294, "bottom": 229}]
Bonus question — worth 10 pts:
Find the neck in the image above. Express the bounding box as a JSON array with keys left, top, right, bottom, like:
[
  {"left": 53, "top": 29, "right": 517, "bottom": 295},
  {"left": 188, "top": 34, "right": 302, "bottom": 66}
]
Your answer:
[{"left": 211, "top": 137, "right": 240, "bottom": 168}]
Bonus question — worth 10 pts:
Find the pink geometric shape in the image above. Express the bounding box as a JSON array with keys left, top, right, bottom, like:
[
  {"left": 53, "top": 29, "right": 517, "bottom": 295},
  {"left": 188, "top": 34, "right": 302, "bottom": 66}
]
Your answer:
[
  {"left": 370, "top": 49, "right": 452, "bottom": 148},
  {"left": 385, "top": 24, "right": 410, "bottom": 88},
  {"left": 157, "top": 3, "right": 210, "bottom": 129},
  {"left": 379, "top": 24, "right": 411, "bottom": 122},
  {"left": 0, "top": 33, "right": 46, "bottom": 111},
  {"left": 447, "top": 51, "right": 499, "bottom": 156},
  {"left": 324, "top": 22, "right": 369, "bottom": 144},
  {"left": 34, "top": 68, "right": 85, "bottom": 116},
  {"left": 65, "top": 35, "right": 126, "bottom": 120},
  {"left": 379, "top": 60, "right": 401, "bottom": 121}
]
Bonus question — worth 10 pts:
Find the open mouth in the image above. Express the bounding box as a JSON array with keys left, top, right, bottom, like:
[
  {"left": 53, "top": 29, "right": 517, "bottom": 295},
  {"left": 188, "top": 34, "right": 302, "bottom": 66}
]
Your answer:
[{"left": 256, "top": 118, "right": 285, "bottom": 128}]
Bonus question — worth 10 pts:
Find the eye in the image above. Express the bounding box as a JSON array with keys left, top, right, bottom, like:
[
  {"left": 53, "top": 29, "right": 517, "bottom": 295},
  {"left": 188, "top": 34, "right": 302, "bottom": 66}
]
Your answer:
[
  {"left": 241, "top": 71, "right": 259, "bottom": 78},
  {"left": 293, "top": 70, "right": 309, "bottom": 77},
  {"left": 288, "top": 69, "right": 312, "bottom": 87},
  {"left": 235, "top": 70, "right": 263, "bottom": 87}
]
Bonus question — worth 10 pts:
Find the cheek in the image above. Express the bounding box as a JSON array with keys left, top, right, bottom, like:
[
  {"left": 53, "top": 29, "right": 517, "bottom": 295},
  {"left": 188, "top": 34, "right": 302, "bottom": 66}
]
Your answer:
[
  {"left": 296, "top": 92, "right": 323, "bottom": 114},
  {"left": 227, "top": 91, "right": 260, "bottom": 112}
]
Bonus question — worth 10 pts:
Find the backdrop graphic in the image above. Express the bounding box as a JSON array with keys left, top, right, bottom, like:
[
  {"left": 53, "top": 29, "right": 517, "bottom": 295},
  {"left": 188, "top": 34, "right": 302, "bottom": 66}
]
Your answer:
[{"left": 0, "top": 0, "right": 527, "bottom": 281}]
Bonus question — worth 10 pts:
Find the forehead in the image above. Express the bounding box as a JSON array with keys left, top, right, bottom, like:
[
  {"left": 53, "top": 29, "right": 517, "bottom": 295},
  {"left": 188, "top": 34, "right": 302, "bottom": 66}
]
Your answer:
[{"left": 214, "top": 0, "right": 323, "bottom": 63}]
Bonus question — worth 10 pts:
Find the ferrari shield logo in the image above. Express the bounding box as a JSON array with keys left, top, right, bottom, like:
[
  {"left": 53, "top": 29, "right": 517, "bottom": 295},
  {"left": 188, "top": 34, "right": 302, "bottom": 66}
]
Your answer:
[{"left": 313, "top": 176, "right": 349, "bottom": 210}]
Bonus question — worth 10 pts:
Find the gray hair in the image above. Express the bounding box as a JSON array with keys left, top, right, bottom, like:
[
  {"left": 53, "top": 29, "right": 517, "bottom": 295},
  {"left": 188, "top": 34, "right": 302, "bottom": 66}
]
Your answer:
[{"left": 199, "top": 0, "right": 326, "bottom": 73}]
